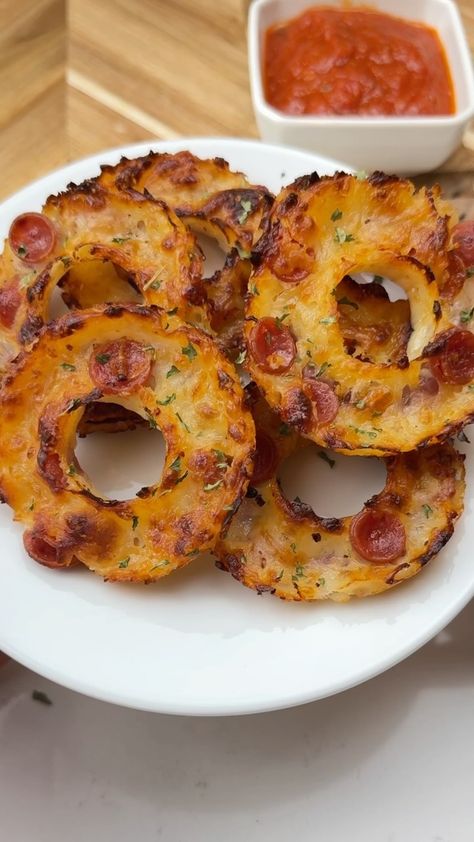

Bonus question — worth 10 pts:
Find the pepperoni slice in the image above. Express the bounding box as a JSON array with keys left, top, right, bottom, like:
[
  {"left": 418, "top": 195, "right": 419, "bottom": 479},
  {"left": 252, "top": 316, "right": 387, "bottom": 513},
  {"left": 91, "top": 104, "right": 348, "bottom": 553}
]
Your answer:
[
  {"left": 37, "top": 450, "right": 67, "bottom": 492},
  {"left": 248, "top": 317, "right": 296, "bottom": 374},
  {"left": 453, "top": 220, "right": 474, "bottom": 270},
  {"left": 0, "top": 280, "right": 21, "bottom": 328},
  {"left": 89, "top": 339, "right": 152, "bottom": 394},
  {"left": 350, "top": 508, "right": 406, "bottom": 563},
  {"left": 251, "top": 430, "right": 279, "bottom": 484},
  {"left": 269, "top": 241, "right": 313, "bottom": 283},
  {"left": 23, "top": 529, "right": 67, "bottom": 569},
  {"left": 305, "top": 379, "right": 339, "bottom": 424},
  {"left": 436, "top": 330, "right": 474, "bottom": 386},
  {"left": 8, "top": 213, "right": 56, "bottom": 264}
]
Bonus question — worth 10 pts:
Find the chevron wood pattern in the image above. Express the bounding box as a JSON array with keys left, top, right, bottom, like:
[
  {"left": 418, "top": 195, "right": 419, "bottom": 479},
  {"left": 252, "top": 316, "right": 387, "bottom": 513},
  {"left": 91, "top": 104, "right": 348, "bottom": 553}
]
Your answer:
[{"left": 0, "top": 0, "right": 472, "bottom": 203}]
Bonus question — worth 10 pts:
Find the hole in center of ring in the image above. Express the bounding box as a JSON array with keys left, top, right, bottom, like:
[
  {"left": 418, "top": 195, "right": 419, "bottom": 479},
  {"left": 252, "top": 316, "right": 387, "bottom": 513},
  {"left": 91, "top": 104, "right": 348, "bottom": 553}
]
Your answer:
[
  {"left": 335, "top": 273, "right": 412, "bottom": 366},
  {"left": 49, "top": 261, "right": 141, "bottom": 320},
  {"left": 279, "top": 445, "right": 387, "bottom": 519},
  {"left": 75, "top": 404, "right": 166, "bottom": 501}
]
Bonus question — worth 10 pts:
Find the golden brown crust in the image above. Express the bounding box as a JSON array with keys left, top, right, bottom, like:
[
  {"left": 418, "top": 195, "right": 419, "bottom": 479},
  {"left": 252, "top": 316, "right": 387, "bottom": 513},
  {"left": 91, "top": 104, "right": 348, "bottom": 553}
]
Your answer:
[
  {"left": 57, "top": 153, "right": 274, "bottom": 360},
  {"left": 245, "top": 172, "right": 474, "bottom": 455},
  {"left": 0, "top": 305, "right": 255, "bottom": 582},
  {"left": 214, "top": 387, "right": 465, "bottom": 601},
  {"left": 0, "top": 183, "right": 209, "bottom": 371}
]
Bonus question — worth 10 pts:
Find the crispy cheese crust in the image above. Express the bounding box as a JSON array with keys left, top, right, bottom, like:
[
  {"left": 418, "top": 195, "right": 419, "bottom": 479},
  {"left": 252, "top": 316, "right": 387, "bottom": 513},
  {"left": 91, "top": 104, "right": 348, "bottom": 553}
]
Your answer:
[
  {"left": 0, "top": 305, "right": 254, "bottom": 581},
  {"left": 245, "top": 172, "right": 474, "bottom": 455},
  {"left": 0, "top": 181, "right": 208, "bottom": 369},
  {"left": 214, "top": 388, "right": 465, "bottom": 601},
  {"left": 60, "top": 152, "right": 274, "bottom": 359}
]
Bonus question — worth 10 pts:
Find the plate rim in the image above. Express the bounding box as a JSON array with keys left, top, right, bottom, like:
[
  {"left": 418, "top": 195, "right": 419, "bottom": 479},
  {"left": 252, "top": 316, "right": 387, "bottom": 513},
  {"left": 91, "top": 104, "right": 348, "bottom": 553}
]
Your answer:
[{"left": 0, "top": 136, "right": 472, "bottom": 716}]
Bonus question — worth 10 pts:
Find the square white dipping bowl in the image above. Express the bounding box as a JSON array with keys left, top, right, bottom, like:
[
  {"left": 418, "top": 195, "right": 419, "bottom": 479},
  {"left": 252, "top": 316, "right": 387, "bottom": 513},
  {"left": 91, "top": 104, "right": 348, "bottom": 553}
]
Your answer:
[{"left": 249, "top": 0, "right": 474, "bottom": 175}]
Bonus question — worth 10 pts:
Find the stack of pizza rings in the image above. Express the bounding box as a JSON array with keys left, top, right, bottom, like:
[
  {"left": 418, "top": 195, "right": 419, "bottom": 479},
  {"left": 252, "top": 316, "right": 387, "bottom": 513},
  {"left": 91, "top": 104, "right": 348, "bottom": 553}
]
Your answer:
[{"left": 0, "top": 156, "right": 472, "bottom": 601}]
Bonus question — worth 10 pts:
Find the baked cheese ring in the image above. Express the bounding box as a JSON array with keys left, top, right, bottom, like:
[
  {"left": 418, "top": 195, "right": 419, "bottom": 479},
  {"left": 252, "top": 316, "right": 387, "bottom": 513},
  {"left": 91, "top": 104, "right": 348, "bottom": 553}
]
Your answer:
[
  {"left": 99, "top": 150, "right": 273, "bottom": 253},
  {"left": 0, "top": 305, "right": 254, "bottom": 581},
  {"left": 245, "top": 172, "right": 474, "bottom": 455},
  {"left": 214, "top": 385, "right": 465, "bottom": 601},
  {"left": 60, "top": 152, "right": 272, "bottom": 358},
  {"left": 0, "top": 180, "right": 207, "bottom": 367},
  {"left": 97, "top": 151, "right": 273, "bottom": 357}
]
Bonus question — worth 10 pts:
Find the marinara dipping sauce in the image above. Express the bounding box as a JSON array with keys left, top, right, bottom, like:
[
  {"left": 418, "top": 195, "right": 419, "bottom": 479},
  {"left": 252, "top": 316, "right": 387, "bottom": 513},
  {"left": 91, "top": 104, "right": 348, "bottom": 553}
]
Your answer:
[{"left": 264, "top": 6, "right": 455, "bottom": 117}]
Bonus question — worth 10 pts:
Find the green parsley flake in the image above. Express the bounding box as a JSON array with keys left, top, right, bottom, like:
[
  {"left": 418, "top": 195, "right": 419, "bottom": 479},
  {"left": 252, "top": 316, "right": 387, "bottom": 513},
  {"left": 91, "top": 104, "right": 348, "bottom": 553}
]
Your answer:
[
  {"left": 17, "top": 244, "right": 28, "bottom": 258},
  {"left": 169, "top": 455, "right": 182, "bottom": 473},
  {"left": 95, "top": 353, "right": 110, "bottom": 365},
  {"left": 67, "top": 464, "right": 77, "bottom": 476},
  {"left": 111, "top": 236, "right": 130, "bottom": 244},
  {"left": 235, "top": 349, "right": 247, "bottom": 365},
  {"left": 204, "top": 480, "right": 223, "bottom": 492},
  {"left": 118, "top": 557, "right": 130, "bottom": 569},
  {"left": 460, "top": 307, "right": 474, "bottom": 324},
  {"left": 250, "top": 283, "right": 259, "bottom": 296},
  {"left": 176, "top": 412, "right": 190, "bottom": 432},
  {"left": 331, "top": 208, "right": 343, "bottom": 221},
  {"left": 167, "top": 307, "right": 178, "bottom": 316},
  {"left": 334, "top": 228, "right": 355, "bottom": 244},
  {"left": 317, "top": 577, "right": 325, "bottom": 588},
  {"left": 236, "top": 246, "right": 251, "bottom": 260},
  {"left": 150, "top": 560, "right": 170, "bottom": 571},
  {"left": 182, "top": 342, "right": 197, "bottom": 361},
  {"left": 373, "top": 275, "right": 384, "bottom": 284},
  {"left": 338, "top": 296, "right": 358, "bottom": 309},
  {"left": 315, "top": 361, "right": 331, "bottom": 378},
  {"left": 175, "top": 470, "right": 189, "bottom": 485},
  {"left": 213, "top": 449, "right": 230, "bottom": 469},
  {"left": 292, "top": 563, "right": 305, "bottom": 582},
  {"left": 276, "top": 312, "right": 290, "bottom": 326},
  {"left": 166, "top": 365, "right": 180, "bottom": 378},
  {"left": 131, "top": 516, "right": 139, "bottom": 530},
  {"left": 60, "top": 362, "right": 76, "bottom": 371},
  {"left": 350, "top": 425, "right": 380, "bottom": 439},
  {"left": 422, "top": 504, "right": 433, "bottom": 518},
  {"left": 318, "top": 451, "right": 335, "bottom": 469},
  {"left": 28, "top": 499, "right": 35, "bottom": 511},
  {"left": 355, "top": 399, "right": 366, "bottom": 410},
  {"left": 157, "top": 393, "right": 176, "bottom": 406},
  {"left": 145, "top": 409, "right": 158, "bottom": 429},
  {"left": 238, "top": 199, "right": 252, "bottom": 224},
  {"left": 319, "top": 315, "right": 337, "bottom": 325},
  {"left": 290, "top": 542, "right": 297, "bottom": 553},
  {"left": 466, "top": 267, "right": 474, "bottom": 278},
  {"left": 275, "top": 569, "right": 285, "bottom": 582}
]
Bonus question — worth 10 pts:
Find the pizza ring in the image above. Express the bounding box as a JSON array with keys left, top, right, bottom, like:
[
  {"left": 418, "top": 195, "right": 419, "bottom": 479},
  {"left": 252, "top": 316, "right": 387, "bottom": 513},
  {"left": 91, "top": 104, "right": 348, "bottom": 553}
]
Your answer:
[
  {"left": 0, "top": 180, "right": 207, "bottom": 368},
  {"left": 246, "top": 172, "right": 474, "bottom": 455},
  {"left": 0, "top": 305, "right": 254, "bottom": 581},
  {"left": 214, "top": 385, "right": 465, "bottom": 601},
  {"left": 99, "top": 150, "right": 273, "bottom": 253},
  {"left": 96, "top": 150, "right": 273, "bottom": 356}
]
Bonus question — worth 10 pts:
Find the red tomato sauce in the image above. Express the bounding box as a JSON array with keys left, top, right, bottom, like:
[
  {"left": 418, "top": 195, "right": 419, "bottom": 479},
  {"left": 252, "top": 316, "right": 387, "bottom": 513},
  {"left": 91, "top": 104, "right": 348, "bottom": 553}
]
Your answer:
[{"left": 263, "top": 6, "right": 455, "bottom": 117}]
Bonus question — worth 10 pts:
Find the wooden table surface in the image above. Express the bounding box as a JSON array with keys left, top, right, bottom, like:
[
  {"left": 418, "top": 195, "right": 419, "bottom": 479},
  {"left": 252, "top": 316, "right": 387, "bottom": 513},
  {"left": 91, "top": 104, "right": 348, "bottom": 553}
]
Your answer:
[{"left": 1, "top": 0, "right": 473, "bottom": 203}]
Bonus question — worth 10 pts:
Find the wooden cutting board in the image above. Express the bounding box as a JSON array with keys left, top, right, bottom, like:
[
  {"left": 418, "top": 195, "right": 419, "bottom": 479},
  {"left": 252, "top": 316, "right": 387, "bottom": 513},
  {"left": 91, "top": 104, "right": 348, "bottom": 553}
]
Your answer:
[{"left": 0, "top": 0, "right": 473, "bottom": 206}]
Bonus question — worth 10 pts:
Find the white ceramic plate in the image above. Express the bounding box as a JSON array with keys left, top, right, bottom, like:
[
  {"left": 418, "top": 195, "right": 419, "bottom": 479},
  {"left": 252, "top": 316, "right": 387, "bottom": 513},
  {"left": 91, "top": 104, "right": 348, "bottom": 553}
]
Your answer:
[{"left": 0, "top": 138, "right": 472, "bottom": 716}]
